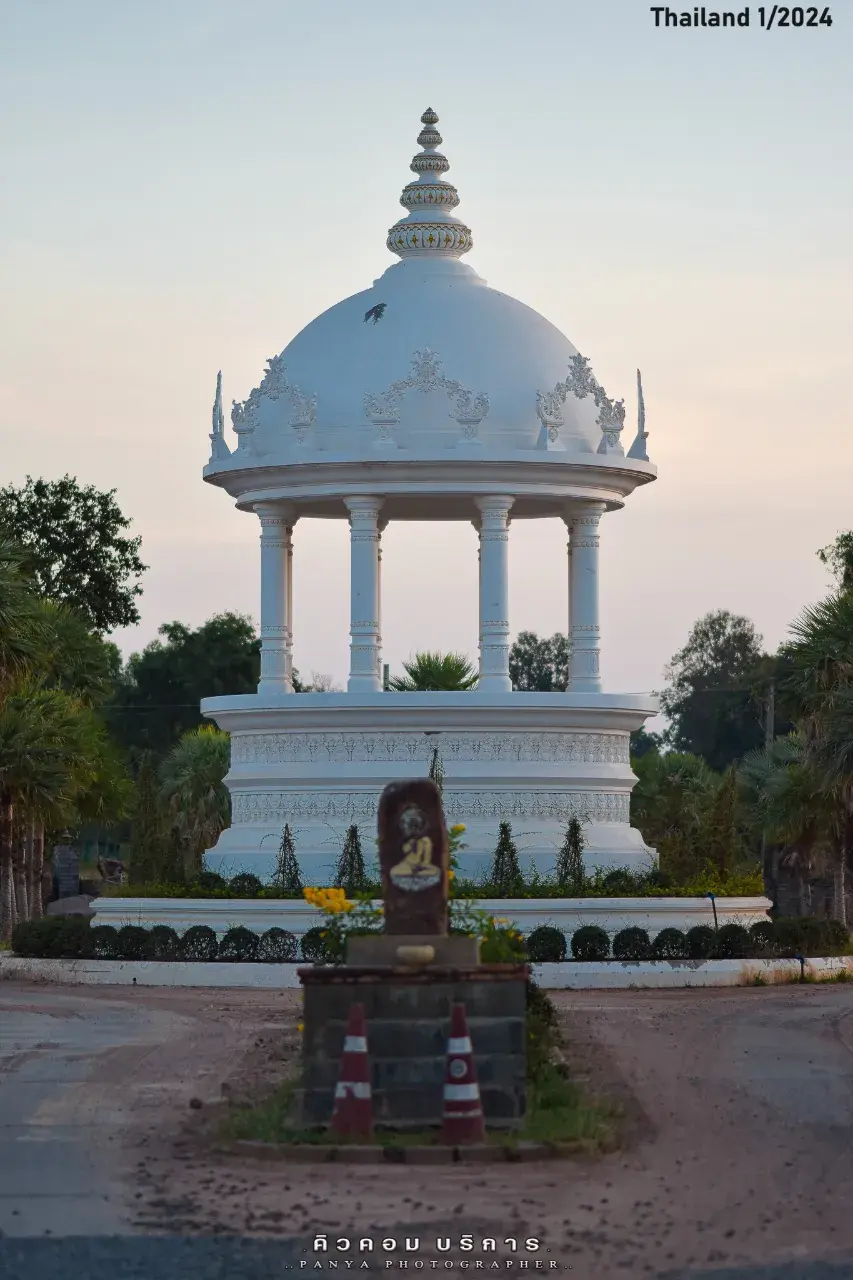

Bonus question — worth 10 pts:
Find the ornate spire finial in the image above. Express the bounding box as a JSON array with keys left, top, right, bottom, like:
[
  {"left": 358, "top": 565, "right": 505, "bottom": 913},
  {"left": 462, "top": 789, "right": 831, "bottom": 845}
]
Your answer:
[
  {"left": 627, "top": 369, "right": 650, "bottom": 460},
  {"left": 386, "top": 108, "right": 473, "bottom": 260},
  {"left": 209, "top": 370, "right": 231, "bottom": 461}
]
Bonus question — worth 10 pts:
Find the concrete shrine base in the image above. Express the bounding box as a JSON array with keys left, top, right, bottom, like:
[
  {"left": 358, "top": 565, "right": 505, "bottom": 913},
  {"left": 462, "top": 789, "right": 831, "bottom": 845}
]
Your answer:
[
  {"left": 299, "top": 963, "right": 528, "bottom": 1128},
  {"left": 201, "top": 690, "right": 658, "bottom": 881}
]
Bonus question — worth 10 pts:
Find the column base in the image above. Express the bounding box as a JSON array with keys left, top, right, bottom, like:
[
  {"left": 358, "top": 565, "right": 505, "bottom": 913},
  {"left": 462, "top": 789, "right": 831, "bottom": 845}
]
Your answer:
[
  {"left": 570, "top": 678, "right": 603, "bottom": 694},
  {"left": 477, "top": 675, "right": 513, "bottom": 693},
  {"left": 257, "top": 679, "right": 293, "bottom": 695},
  {"left": 347, "top": 675, "right": 382, "bottom": 693}
]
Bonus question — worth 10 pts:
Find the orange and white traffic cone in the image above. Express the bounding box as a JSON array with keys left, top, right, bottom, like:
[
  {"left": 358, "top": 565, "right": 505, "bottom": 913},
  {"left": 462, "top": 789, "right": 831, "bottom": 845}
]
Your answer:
[
  {"left": 330, "top": 1002, "right": 373, "bottom": 1140},
  {"left": 440, "top": 1002, "right": 485, "bottom": 1144}
]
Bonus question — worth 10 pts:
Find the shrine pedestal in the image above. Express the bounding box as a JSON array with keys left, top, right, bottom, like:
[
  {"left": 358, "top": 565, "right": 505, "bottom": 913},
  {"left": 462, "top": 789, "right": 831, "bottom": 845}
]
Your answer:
[{"left": 299, "top": 964, "right": 528, "bottom": 1129}]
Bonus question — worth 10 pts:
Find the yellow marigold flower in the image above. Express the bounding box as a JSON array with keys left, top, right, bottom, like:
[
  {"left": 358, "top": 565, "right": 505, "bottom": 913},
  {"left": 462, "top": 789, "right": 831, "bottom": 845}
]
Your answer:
[
  {"left": 297, "top": 1021, "right": 304, "bottom": 1033},
  {"left": 448, "top": 870, "right": 455, "bottom": 880},
  {"left": 450, "top": 823, "right": 466, "bottom": 834}
]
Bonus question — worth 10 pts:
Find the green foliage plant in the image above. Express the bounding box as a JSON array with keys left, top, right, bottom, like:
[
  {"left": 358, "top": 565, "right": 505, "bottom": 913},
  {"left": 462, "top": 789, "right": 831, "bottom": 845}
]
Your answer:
[
  {"left": 711, "top": 922, "right": 751, "bottom": 959},
  {"left": 570, "top": 925, "right": 610, "bottom": 961},
  {"left": 89, "top": 924, "right": 120, "bottom": 958},
  {"left": 257, "top": 927, "right": 298, "bottom": 963},
  {"left": 218, "top": 925, "right": 260, "bottom": 962},
  {"left": 335, "top": 824, "right": 368, "bottom": 895},
  {"left": 612, "top": 927, "right": 652, "bottom": 961},
  {"left": 555, "top": 818, "right": 585, "bottom": 894},
  {"left": 179, "top": 924, "right": 219, "bottom": 961},
  {"left": 300, "top": 924, "right": 330, "bottom": 963},
  {"left": 389, "top": 651, "right": 477, "bottom": 691},
  {"left": 149, "top": 924, "right": 180, "bottom": 960},
  {"left": 228, "top": 873, "right": 264, "bottom": 898},
  {"left": 526, "top": 925, "right": 567, "bottom": 963},
  {"left": 117, "top": 924, "right": 153, "bottom": 960},
  {"left": 488, "top": 821, "right": 524, "bottom": 897},
  {"left": 685, "top": 924, "right": 717, "bottom": 959},
  {"left": 650, "top": 927, "right": 688, "bottom": 959}
]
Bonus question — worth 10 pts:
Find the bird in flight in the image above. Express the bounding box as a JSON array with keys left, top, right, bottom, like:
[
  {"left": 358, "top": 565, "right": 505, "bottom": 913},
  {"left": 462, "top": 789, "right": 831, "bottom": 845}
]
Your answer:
[{"left": 364, "top": 302, "right": 387, "bottom": 324}]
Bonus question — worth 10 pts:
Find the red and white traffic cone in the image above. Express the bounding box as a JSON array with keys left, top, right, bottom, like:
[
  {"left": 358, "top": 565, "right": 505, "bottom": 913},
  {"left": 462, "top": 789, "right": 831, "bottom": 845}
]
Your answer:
[
  {"left": 440, "top": 1002, "right": 485, "bottom": 1144},
  {"left": 330, "top": 1002, "right": 373, "bottom": 1140}
]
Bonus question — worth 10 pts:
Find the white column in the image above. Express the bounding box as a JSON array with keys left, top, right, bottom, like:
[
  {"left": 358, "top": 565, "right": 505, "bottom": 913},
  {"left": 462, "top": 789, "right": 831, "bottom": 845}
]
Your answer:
[
  {"left": 475, "top": 495, "right": 514, "bottom": 693},
  {"left": 256, "top": 503, "right": 296, "bottom": 693},
  {"left": 285, "top": 523, "right": 295, "bottom": 688},
  {"left": 567, "top": 503, "right": 604, "bottom": 693},
  {"left": 346, "top": 496, "right": 383, "bottom": 692}
]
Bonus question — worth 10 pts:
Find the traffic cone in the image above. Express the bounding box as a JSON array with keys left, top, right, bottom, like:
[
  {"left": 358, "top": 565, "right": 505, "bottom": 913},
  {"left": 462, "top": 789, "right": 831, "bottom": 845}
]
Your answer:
[
  {"left": 330, "top": 1002, "right": 373, "bottom": 1139},
  {"left": 440, "top": 1002, "right": 485, "bottom": 1144}
]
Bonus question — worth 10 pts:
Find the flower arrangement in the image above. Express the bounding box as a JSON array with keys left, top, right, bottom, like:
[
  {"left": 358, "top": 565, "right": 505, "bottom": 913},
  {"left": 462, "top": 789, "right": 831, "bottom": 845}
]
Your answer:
[{"left": 302, "top": 885, "right": 383, "bottom": 962}]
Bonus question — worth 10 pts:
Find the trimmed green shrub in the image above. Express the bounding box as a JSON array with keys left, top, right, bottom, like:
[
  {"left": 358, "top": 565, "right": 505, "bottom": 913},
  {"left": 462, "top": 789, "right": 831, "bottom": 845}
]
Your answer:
[
  {"left": 570, "top": 925, "right": 610, "bottom": 961},
  {"left": 526, "top": 925, "right": 567, "bottom": 963},
  {"left": 218, "top": 926, "right": 260, "bottom": 962},
  {"left": 117, "top": 925, "right": 153, "bottom": 961},
  {"left": 195, "top": 870, "right": 228, "bottom": 893},
  {"left": 257, "top": 927, "right": 298, "bottom": 963},
  {"left": 711, "top": 923, "right": 750, "bottom": 959},
  {"left": 12, "top": 916, "right": 92, "bottom": 959},
  {"left": 773, "top": 918, "right": 805, "bottom": 958},
  {"left": 685, "top": 924, "right": 717, "bottom": 959},
  {"left": 179, "top": 925, "right": 219, "bottom": 961},
  {"left": 149, "top": 925, "right": 180, "bottom": 960},
  {"left": 89, "top": 924, "right": 120, "bottom": 959},
  {"left": 824, "top": 919, "right": 850, "bottom": 954},
  {"left": 749, "top": 920, "right": 778, "bottom": 957},
  {"left": 335, "top": 825, "right": 368, "bottom": 896},
  {"left": 644, "top": 869, "right": 674, "bottom": 891},
  {"left": 228, "top": 873, "right": 264, "bottom": 898},
  {"left": 301, "top": 925, "right": 330, "bottom": 963},
  {"left": 600, "top": 869, "right": 639, "bottom": 895},
  {"left": 613, "top": 927, "right": 652, "bottom": 961},
  {"left": 650, "top": 927, "right": 687, "bottom": 960}
]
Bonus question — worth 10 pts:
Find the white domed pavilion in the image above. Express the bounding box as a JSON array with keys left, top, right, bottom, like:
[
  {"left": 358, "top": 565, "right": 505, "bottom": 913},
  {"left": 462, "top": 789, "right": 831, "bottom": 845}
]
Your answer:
[{"left": 202, "top": 108, "right": 658, "bottom": 880}]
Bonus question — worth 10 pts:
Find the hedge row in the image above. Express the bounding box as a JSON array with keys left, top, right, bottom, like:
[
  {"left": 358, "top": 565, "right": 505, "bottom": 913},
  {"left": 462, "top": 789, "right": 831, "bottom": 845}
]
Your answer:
[{"left": 11, "top": 916, "right": 850, "bottom": 964}]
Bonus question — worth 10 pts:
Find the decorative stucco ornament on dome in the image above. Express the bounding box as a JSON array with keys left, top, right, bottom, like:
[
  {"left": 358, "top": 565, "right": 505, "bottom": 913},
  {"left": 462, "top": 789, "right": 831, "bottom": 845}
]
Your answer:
[
  {"left": 386, "top": 108, "right": 473, "bottom": 259},
  {"left": 230, "top": 354, "right": 317, "bottom": 449},
  {"left": 627, "top": 370, "right": 650, "bottom": 460},
  {"left": 364, "top": 348, "right": 490, "bottom": 446},
  {"left": 537, "top": 353, "right": 637, "bottom": 456}
]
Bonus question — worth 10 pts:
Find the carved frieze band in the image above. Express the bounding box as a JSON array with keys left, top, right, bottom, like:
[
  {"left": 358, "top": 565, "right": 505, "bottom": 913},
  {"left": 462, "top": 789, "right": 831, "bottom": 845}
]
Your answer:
[
  {"left": 230, "top": 731, "right": 630, "bottom": 766},
  {"left": 232, "top": 789, "right": 630, "bottom": 825}
]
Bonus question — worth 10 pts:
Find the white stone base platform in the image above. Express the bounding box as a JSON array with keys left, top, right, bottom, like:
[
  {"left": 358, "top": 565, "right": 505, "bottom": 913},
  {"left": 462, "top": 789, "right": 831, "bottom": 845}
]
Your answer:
[
  {"left": 2, "top": 955, "right": 848, "bottom": 990},
  {"left": 90, "top": 894, "right": 771, "bottom": 938},
  {"left": 201, "top": 690, "right": 659, "bottom": 881}
]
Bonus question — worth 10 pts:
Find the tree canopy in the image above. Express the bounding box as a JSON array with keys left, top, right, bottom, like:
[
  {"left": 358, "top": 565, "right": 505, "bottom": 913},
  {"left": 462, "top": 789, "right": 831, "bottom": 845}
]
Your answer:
[
  {"left": 817, "top": 531, "right": 853, "bottom": 594},
  {"left": 509, "top": 631, "right": 570, "bottom": 691},
  {"left": 110, "top": 613, "right": 259, "bottom": 757},
  {"left": 659, "top": 609, "right": 771, "bottom": 771},
  {"left": 0, "top": 476, "right": 146, "bottom": 633}
]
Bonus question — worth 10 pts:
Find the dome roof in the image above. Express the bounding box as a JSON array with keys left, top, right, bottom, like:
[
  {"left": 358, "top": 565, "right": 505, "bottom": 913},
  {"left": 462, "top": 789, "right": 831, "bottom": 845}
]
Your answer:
[{"left": 205, "top": 109, "right": 654, "bottom": 516}]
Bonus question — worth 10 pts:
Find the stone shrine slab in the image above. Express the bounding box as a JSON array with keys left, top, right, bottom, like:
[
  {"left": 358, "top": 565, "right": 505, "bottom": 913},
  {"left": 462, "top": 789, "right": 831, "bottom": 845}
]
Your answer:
[{"left": 377, "top": 779, "right": 449, "bottom": 937}]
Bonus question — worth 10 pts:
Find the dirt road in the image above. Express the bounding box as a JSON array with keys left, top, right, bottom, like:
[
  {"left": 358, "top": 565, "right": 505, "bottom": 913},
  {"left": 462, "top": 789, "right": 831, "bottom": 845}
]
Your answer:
[{"left": 2, "top": 981, "right": 853, "bottom": 1279}]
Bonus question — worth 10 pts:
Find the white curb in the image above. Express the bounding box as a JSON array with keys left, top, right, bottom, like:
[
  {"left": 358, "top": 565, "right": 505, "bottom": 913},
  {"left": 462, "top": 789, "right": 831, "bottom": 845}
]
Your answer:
[{"left": 2, "top": 955, "right": 851, "bottom": 989}]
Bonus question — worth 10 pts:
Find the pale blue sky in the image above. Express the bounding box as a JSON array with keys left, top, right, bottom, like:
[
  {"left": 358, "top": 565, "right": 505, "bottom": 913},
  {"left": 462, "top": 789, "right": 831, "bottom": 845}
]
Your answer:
[{"left": 1, "top": 0, "right": 851, "bottom": 693}]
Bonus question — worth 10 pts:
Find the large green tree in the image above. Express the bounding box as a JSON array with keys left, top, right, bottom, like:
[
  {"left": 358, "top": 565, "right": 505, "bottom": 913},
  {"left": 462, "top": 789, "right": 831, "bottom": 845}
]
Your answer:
[
  {"left": 0, "top": 476, "right": 146, "bottom": 633},
  {"left": 111, "top": 613, "right": 259, "bottom": 757},
  {"left": 509, "top": 631, "right": 570, "bottom": 691},
  {"left": 660, "top": 610, "right": 773, "bottom": 771}
]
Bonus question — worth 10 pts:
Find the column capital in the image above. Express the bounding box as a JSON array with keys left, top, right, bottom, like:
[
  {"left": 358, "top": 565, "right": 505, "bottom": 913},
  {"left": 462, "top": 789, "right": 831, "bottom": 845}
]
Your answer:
[
  {"left": 563, "top": 501, "right": 606, "bottom": 531},
  {"left": 255, "top": 500, "right": 297, "bottom": 527},
  {"left": 344, "top": 495, "right": 384, "bottom": 517},
  {"left": 474, "top": 494, "right": 515, "bottom": 517}
]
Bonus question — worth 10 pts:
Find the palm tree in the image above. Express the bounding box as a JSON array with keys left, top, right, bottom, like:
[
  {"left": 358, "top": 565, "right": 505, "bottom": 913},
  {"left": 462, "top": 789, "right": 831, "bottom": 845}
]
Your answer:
[
  {"left": 389, "top": 651, "right": 478, "bottom": 691},
  {"left": 782, "top": 592, "right": 853, "bottom": 922},
  {"left": 0, "top": 540, "right": 48, "bottom": 689},
  {"left": 0, "top": 681, "right": 95, "bottom": 940},
  {"left": 159, "top": 726, "right": 231, "bottom": 881}
]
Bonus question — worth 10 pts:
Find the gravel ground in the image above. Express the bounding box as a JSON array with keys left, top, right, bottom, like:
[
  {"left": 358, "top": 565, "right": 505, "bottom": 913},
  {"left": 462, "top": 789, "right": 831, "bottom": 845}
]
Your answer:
[{"left": 2, "top": 981, "right": 853, "bottom": 1278}]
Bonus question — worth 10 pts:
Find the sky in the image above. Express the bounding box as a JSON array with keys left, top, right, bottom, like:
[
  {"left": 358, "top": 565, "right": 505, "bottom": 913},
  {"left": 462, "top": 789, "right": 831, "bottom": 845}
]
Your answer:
[{"left": 1, "top": 0, "right": 851, "bottom": 700}]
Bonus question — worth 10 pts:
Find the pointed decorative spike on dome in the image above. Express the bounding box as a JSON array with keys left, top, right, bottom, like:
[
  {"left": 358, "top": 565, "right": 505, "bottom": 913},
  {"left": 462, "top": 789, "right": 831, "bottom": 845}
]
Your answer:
[
  {"left": 627, "top": 369, "right": 650, "bottom": 460},
  {"left": 209, "top": 369, "right": 231, "bottom": 461},
  {"left": 387, "top": 108, "right": 473, "bottom": 261}
]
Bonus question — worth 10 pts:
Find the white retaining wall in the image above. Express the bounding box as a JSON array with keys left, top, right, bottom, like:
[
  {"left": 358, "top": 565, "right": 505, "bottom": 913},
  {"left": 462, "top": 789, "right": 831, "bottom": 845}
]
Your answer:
[{"left": 90, "top": 894, "right": 772, "bottom": 939}]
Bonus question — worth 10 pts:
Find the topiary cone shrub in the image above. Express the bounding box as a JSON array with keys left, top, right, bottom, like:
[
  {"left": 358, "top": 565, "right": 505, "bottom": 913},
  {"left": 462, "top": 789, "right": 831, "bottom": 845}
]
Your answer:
[
  {"left": 489, "top": 821, "right": 524, "bottom": 897},
  {"left": 149, "top": 924, "right": 180, "bottom": 960},
  {"left": 117, "top": 925, "right": 153, "bottom": 961},
  {"left": 179, "top": 925, "right": 219, "bottom": 961},
  {"left": 570, "top": 924, "right": 610, "bottom": 961},
  {"left": 218, "top": 925, "right": 260, "bottom": 962},
  {"left": 228, "top": 873, "right": 264, "bottom": 898},
  {"left": 650, "top": 927, "right": 687, "bottom": 960},
  {"left": 711, "top": 923, "right": 750, "bottom": 959},
  {"left": 555, "top": 818, "right": 585, "bottom": 894},
  {"left": 272, "top": 824, "right": 302, "bottom": 896},
  {"left": 685, "top": 924, "right": 716, "bottom": 959},
  {"left": 335, "top": 825, "right": 368, "bottom": 896},
  {"left": 527, "top": 925, "right": 567, "bottom": 963},
  {"left": 612, "top": 927, "right": 652, "bottom": 961},
  {"left": 257, "top": 927, "right": 298, "bottom": 963}
]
